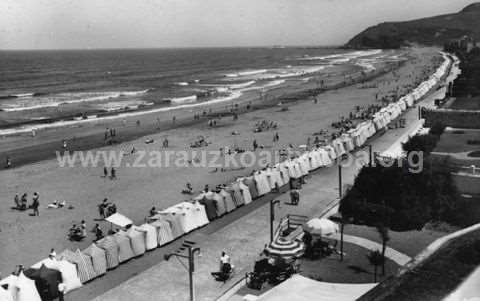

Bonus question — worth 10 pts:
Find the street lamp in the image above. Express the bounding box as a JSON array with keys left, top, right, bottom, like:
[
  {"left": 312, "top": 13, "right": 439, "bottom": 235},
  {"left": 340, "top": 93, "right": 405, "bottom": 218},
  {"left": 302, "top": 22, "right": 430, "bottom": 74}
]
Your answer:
[
  {"left": 338, "top": 164, "right": 342, "bottom": 199},
  {"left": 368, "top": 144, "right": 373, "bottom": 167},
  {"left": 270, "top": 199, "right": 281, "bottom": 242},
  {"left": 164, "top": 241, "right": 201, "bottom": 301}
]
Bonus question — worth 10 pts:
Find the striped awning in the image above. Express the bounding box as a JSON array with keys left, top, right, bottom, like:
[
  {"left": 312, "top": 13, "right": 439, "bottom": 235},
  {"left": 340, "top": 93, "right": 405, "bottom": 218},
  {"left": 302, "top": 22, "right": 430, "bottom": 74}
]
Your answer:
[{"left": 265, "top": 237, "right": 305, "bottom": 259}]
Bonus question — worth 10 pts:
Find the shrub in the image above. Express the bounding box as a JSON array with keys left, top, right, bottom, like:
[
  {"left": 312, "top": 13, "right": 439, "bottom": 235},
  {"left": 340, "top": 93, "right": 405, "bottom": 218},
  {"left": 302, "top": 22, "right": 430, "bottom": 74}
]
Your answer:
[
  {"left": 339, "top": 163, "right": 459, "bottom": 231},
  {"left": 402, "top": 134, "right": 439, "bottom": 155}
]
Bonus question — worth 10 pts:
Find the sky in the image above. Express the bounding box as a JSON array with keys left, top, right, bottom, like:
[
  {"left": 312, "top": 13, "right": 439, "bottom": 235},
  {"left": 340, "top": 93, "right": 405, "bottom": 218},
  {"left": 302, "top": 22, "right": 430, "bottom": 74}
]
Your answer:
[{"left": 0, "top": 0, "right": 476, "bottom": 49}]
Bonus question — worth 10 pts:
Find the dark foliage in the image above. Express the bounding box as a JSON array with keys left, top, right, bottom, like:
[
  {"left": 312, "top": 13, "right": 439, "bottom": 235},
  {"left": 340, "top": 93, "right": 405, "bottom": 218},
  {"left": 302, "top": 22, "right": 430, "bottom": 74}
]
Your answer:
[
  {"left": 339, "top": 162, "right": 459, "bottom": 231},
  {"left": 402, "top": 134, "right": 439, "bottom": 155},
  {"left": 345, "top": 4, "right": 480, "bottom": 49},
  {"left": 402, "top": 122, "right": 444, "bottom": 156},
  {"left": 450, "top": 47, "right": 480, "bottom": 97}
]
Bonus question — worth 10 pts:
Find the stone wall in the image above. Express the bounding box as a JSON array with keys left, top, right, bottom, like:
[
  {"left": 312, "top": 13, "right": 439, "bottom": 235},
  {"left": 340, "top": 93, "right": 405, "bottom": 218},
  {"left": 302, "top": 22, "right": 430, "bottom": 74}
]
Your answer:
[{"left": 452, "top": 173, "right": 480, "bottom": 196}]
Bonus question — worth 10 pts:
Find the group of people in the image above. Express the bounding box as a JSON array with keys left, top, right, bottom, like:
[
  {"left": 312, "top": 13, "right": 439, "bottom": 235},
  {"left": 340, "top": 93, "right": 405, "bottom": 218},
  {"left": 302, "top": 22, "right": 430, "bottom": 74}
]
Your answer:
[
  {"left": 102, "top": 167, "right": 117, "bottom": 179},
  {"left": 104, "top": 127, "right": 118, "bottom": 145},
  {"left": 97, "top": 198, "right": 117, "bottom": 219},
  {"left": 254, "top": 120, "right": 278, "bottom": 133},
  {"left": 207, "top": 119, "right": 218, "bottom": 127},
  {"left": 68, "top": 220, "right": 87, "bottom": 241},
  {"left": 13, "top": 192, "right": 40, "bottom": 216},
  {"left": 331, "top": 104, "right": 383, "bottom": 133},
  {"left": 67, "top": 219, "right": 105, "bottom": 242}
]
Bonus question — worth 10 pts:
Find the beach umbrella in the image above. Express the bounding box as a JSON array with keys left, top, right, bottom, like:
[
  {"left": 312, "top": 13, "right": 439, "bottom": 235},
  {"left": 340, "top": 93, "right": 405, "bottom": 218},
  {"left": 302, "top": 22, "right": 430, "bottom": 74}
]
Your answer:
[
  {"left": 264, "top": 237, "right": 305, "bottom": 259},
  {"left": 303, "top": 218, "right": 339, "bottom": 237}
]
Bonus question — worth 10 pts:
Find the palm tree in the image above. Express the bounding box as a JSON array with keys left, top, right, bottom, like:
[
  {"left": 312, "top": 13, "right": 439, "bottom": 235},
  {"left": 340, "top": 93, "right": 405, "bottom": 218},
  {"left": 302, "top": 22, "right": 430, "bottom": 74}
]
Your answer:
[
  {"left": 366, "top": 250, "right": 384, "bottom": 282},
  {"left": 376, "top": 224, "right": 390, "bottom": 275}
]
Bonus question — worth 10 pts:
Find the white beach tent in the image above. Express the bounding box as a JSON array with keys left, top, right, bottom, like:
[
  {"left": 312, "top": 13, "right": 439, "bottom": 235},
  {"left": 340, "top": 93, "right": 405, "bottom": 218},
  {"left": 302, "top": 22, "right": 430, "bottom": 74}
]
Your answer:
[
  {"left": 253, "top": 274, "right": 377, "bottom": 301},
  {"left": 105, "top": 213, "right": 133, "bottom": 228},
  {"left": 0, "top": 285, "right": 13, "bottom": 301}
]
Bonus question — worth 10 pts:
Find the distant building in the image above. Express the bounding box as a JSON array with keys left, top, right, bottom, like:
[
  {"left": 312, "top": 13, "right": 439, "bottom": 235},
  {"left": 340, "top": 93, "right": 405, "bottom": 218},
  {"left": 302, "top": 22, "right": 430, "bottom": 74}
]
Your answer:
[{"left": 444, "top": 35, "right": 477, "bottom": 53}]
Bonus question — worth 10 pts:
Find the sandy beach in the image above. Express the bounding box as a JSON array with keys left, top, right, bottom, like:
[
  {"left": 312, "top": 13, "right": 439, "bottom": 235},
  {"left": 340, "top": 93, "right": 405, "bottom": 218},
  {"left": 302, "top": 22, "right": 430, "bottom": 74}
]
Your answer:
[
  {"left": 0, "top": 50, "right": 404, "bottom": 168},
  {"left": 0, "top": 46, "right": 441, "bottom": 295}
]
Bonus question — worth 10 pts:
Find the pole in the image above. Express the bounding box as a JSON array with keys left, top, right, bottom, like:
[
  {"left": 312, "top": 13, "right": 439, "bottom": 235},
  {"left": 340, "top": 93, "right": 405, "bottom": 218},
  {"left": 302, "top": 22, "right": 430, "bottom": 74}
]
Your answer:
[
  {"left": 188, "top": 246, "right": 194, "bottom": 301},
  {"left": 369, "top": 144, "right": 373, "bottom": 167},
  {"left": 270, "top": 200, "right": 274, "bottom": 242},
  {"left": 270, "top": 200, "right": 280, "bottom": 242},
  {"left": 338, "top": 164, "right": 342, "bottom": 198},
  {"left": 340, "top": 222, "right": 344, "bottom": 261}
]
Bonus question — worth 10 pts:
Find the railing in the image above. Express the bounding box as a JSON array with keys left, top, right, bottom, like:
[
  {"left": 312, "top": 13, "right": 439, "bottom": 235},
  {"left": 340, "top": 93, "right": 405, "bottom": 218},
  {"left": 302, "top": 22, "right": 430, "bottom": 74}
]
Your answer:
[
  {"left": 274, "top": 214, "right": 308, "bottom": 240},
  {"left": 456, "top": 164, "right": 480, "bottom": 176}
]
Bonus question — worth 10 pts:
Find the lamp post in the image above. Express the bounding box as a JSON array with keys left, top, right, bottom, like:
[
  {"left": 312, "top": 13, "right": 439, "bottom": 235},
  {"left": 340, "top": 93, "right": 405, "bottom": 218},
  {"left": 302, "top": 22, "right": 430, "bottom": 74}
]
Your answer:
[
  {"left": 338, "top": 164, "right": 342, "bottom": 199},
  {"left": 368, "top": 144, "right": 373, "bottom": 167},
  {"left": 164, "top": 242, "right": 201, "bottom": 301},
  {"left": 270, "top": 199, "right": 281, "bottom": 242}
]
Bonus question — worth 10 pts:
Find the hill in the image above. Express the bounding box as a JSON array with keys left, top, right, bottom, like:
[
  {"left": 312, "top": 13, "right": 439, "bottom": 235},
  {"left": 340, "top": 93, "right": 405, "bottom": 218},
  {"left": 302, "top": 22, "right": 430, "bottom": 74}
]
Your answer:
[{"left": 345, "top": 3, "right": 480, "bottom": 49}]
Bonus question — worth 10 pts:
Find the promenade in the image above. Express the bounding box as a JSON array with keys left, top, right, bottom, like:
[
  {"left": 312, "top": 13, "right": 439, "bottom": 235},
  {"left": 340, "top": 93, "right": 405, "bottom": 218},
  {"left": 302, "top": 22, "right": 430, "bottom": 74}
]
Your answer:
[{"left": 93, "top": 59, "right": 455, "bottom": 301}]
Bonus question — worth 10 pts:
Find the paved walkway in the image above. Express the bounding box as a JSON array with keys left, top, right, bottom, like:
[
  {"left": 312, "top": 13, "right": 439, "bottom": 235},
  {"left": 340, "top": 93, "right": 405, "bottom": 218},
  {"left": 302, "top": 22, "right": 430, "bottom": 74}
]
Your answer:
[
  {"left": 92, "top": 113, "right": 422, "bottom": 301},
  {"left": 330, "top": 233, "right": 412, "bottom": 266},
  {"left": 93, "top": 56, "right": 457, "bottom": 301}
]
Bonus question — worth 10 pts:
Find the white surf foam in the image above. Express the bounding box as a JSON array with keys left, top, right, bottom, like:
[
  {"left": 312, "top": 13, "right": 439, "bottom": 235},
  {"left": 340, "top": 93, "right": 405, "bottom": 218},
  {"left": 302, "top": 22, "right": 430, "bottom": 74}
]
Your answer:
[
  {"left": 0, "top": 91, "right": 243, "bottom": 136},
  {"left": 225, "top": 69, "right": 267, "bottom": 78},
  {"left": 1, "top": 89, "right": 150, "bottom": 112},
  {"left": 241, "top": 80, "right": 286, "bottom": 92},
  {"left": 167, "top": 95, "right": 198, "bottom": 104}
]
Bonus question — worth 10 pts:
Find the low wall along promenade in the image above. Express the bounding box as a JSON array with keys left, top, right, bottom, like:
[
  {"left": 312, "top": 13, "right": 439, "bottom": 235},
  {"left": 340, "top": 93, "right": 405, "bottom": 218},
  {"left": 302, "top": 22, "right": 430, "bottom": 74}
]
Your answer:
[{"left": 423, "top": 108, "right": 480, "bottom": 129}]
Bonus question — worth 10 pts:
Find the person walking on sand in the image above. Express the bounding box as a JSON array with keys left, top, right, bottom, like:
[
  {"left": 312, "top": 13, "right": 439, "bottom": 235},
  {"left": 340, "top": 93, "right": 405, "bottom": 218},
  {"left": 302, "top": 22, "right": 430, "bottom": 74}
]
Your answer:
[
  {"left": 31, "top": 192, "right": 40, "bottom": 216},
  {"left": 14, "top": 194, "right": 21, "bottom": 209},
  {"left": 5, "top": 156, "right": 11, "bottom": 169},
  {"left": 103, "top": 166, "right": 108, "bottom": 178},
  {"left": 253, "top": 139, "right": 258, "bottom": 151},
  {"left": 110, "top": 167, "right": 116, "bottom": 179}
]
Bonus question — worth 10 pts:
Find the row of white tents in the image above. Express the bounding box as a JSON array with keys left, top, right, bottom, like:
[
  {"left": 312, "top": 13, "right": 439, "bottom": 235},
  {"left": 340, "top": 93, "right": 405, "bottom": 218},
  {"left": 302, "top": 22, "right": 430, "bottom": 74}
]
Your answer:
[
  {"left": 0, "top": 53, "right": 453, "bottom": 301},
  {"left": 372, "top": 53, "right": 452, "bottom": 132}
]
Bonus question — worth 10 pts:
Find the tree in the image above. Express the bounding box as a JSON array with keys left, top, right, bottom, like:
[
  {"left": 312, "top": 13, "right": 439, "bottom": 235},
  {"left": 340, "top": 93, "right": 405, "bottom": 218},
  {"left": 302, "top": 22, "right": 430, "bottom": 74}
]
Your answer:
[
  {"left": 366, "top": 250, "right": 385, "bottom": 282},
  {"left": 376, "top": 224, "right": 390, "bottom": 275}
]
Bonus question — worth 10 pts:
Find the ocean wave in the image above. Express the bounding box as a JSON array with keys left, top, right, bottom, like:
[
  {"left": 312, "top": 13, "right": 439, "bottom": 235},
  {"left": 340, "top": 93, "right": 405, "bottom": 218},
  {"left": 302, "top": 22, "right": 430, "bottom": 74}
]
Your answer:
[
  {"left": 96, "top": 100, "right": 150, "bottom": 112},
  {"left": 167, "top": 95, "right": 198, "bottom": 104},
  {"left": 0, "top": 89, "right": 150, "bottom": 112},
  {"left": 355, "top": 58, "right": 377, "bottom": 71},
  {"left": 0, "top": 93, "right": 39, "bottom": 100},
  {"left": 228, "top": 80, "right": 256, "bottom": 89},
  {"left": 298, "top": 49, "right": 383, "bottom": 61},
  {"left": 200, "top": 80, "right": 256, "bottom": 90},
  {"left": 0, "top": 91, "right": 243, "bottom": 136},
  {"left": 225, "top": 69, "right": 267, "bottom": 78},
  {"left": 175, "top": 82, "right": 189, "bottom": 86},
  {"left": 253, "top": 65, "right": 327, "bottom": 80},
  {"left": 14, "top": 93, "right": 35, "bottom": 98},
  {"left": 241, "top": 80, "right": 286, "bottom": 92}
]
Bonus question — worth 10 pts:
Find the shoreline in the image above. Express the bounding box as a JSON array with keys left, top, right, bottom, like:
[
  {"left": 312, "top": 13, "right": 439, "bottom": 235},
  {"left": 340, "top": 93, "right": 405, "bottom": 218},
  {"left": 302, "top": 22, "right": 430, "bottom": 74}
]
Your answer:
[{"left": 0, "top": 58, "right": 406, "bottom": 170}]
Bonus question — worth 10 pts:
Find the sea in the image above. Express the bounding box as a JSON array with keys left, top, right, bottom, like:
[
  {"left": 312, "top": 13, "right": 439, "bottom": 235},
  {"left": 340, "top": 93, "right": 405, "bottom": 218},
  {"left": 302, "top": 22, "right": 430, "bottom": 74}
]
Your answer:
[{"left": 0, "top": 47, "right": 389, "bottom": 133}]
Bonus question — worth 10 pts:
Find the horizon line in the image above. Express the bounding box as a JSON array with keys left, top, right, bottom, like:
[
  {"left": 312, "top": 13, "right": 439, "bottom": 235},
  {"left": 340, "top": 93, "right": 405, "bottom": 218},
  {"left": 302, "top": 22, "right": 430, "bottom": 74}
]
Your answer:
[{"left": 0, "top": 44, "right": 344, "bottom": 52}]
